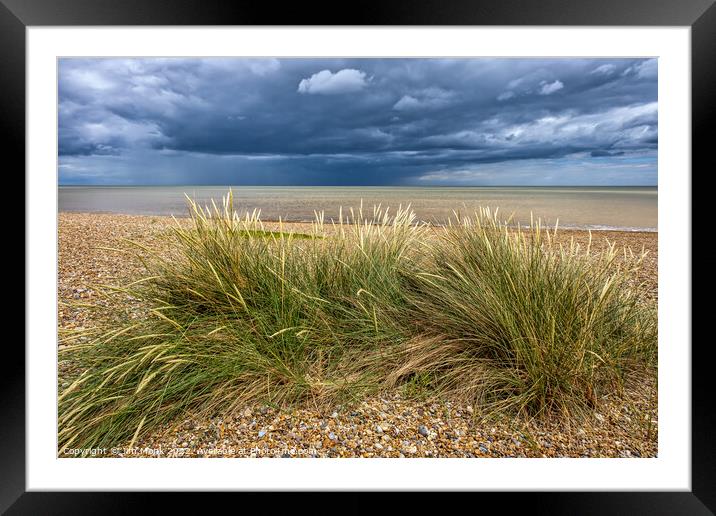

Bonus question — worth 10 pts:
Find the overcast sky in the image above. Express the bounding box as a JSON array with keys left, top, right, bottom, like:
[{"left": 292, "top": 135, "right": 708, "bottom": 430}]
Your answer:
[{"left": 58, "top": 58, "right": 657, "bottom": 186}]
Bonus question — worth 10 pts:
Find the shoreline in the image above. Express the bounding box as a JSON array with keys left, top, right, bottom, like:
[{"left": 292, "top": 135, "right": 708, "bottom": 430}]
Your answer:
[{"left": 57, "top": 210, "right": 658, "bottom": 233}]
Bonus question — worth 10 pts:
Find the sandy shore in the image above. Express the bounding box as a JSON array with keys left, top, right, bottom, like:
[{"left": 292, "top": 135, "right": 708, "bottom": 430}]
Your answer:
[{"left": 58, "top": 212, "right": 658, "bottom": 458}]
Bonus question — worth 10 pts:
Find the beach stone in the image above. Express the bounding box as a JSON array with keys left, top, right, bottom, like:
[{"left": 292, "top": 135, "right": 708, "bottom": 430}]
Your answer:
[{"left": 418, "top": 425, "right": 430, "bottom": 437}]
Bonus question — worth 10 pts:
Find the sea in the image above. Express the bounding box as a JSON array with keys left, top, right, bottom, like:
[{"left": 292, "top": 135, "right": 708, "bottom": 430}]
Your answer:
[{"left": 58, "top": 186, "right": 657, "bottom": 232}]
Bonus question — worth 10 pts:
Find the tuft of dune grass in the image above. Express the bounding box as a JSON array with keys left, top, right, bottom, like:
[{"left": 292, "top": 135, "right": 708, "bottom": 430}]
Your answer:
[
  {"left": 58, "top": 191, "right": 657, "bottom": 453},
  {"left": 397, "top": 210, "right": 657, "bottom": 419}
]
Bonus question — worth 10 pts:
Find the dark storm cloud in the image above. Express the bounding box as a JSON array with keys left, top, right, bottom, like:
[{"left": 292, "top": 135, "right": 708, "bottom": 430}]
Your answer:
[
  {"left": 590, "top": 150, "right": 625, "bottom": 157},
  {"left": 58, "top": 58, "right": 657, "bottom": 185}
]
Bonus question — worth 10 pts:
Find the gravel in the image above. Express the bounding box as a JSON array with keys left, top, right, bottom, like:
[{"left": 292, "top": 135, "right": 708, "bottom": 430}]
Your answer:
[{"left": 58, "top": 212, "right": 658, "bottom": 458}]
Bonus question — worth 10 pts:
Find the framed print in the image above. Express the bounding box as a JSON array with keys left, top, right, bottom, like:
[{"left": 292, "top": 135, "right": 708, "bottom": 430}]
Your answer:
[{"left": 9, "top": 0, "right": 713, "bottom": 512}]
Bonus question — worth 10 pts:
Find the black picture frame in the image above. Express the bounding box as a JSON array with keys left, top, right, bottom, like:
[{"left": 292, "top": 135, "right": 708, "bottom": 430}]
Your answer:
[{"left": 9, "top": 0, "right": 712, "bottom": 513}]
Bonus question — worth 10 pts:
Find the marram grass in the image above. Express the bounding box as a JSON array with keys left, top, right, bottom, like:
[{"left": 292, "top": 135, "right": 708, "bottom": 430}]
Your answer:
[{"left": 58, "top": 191, "right": 657, "bottom": 452}]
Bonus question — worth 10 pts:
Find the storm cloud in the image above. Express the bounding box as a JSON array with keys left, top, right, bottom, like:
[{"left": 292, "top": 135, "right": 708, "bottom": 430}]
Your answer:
[{"left": 58, "top": 58, "right": 657, "bottom": 185}]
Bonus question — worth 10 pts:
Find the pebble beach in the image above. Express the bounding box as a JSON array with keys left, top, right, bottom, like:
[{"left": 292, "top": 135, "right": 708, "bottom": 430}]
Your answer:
[{"left": 58, "top": 212, "right": 658, "bottom": 458}]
